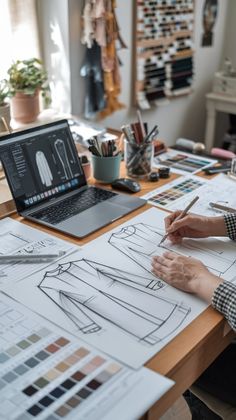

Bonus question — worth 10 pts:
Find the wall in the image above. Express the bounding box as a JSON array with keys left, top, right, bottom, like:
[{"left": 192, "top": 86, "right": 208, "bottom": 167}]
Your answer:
[
  {"left": 39, "top": 1, "right": 230, "bottom": 147},
  {"left": 37, "top": 0, "right": 71, "bottom": 114}
]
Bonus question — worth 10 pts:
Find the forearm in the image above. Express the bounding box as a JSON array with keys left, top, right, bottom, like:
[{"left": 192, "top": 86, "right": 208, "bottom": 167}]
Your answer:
[
  {"left": 207, "top": 216, "right": 227, "bottom": 237},
  {"left": 195, "top": 273, "right": 223, "bottom": 303}
]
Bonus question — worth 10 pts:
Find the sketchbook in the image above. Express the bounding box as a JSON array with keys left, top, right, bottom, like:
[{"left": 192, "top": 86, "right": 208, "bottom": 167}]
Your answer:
[{"left": 4, "top": 208, "right": 236, "bottom": 368}]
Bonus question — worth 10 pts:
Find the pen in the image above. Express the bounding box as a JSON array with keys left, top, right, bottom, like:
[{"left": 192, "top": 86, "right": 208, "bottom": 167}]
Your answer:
[
  {"left": 209, "top": 202, "right": 236, "bottom": 213},
  {"left": 0, "top": 250, "right": 66, "bottom": 263},
  {"left": 159, "top": 195, "right": 199, "bottom": 246}
]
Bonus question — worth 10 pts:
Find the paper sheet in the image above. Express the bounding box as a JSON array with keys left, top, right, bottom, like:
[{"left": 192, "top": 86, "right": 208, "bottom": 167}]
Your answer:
[
  {"left": 153, "top": 148, "right": 217, "bottom": 175},
  {"left": 161, "top": 173, "right": 236, "bottom": 215},
  {"left": 142, "top": 175, "right": 208, "bottom": 210},
  {"left": 4, "top": 208, "right": 236, "bottom": 368},
  {"left": 0, "top": 217, "right": 77, "bottom": 286},
  {"left": 0, "top": 293, "right": 174, "bottom": 420}
]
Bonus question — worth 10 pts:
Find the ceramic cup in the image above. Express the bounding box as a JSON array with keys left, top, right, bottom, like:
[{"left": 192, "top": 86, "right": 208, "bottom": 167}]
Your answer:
[{"left": 91, "top": 154, "right": 121, "bottom": 183}]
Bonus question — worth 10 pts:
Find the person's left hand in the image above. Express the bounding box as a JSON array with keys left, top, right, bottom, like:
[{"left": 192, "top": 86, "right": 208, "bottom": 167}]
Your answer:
[{"left": 151, "top": 251, "right": 222, "bottom": 301}]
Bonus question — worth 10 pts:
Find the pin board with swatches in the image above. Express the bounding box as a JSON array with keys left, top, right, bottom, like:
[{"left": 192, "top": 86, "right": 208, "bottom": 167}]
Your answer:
[{"left": 134, "top": 0, "right": 195, "bottom": 109}]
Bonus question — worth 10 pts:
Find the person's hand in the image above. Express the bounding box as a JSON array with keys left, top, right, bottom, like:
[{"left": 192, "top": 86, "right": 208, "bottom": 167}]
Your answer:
[
  {"left": 151, "top": 251, "right": 222, "bottom": 302},
  {"left": 164, "top": 212, "right": 226, "bottom": 244}
]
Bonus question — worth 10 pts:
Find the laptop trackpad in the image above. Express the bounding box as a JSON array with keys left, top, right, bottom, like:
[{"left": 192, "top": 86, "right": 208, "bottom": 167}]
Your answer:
[{"left": 57, "top": 202, "right": 128, "bottom": 238}]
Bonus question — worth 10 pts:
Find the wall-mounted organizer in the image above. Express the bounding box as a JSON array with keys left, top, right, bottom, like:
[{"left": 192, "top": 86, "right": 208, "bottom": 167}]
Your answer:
[{"left": 134, "top": 0, "right": 195, "bottom": 110}]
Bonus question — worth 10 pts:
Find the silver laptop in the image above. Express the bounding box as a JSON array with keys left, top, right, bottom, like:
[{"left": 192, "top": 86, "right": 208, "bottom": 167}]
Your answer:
[{"left": 0, "top": 120, "right": 146, "bottom": 238}]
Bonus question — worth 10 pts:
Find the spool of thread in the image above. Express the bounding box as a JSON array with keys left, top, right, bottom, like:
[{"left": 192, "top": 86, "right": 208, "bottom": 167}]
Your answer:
[
  {"left": 176, "top": 138, "right": 205, "bottom": 153},
  {"left": 210, "top": 147, "right": 236, "bottom": 159}
]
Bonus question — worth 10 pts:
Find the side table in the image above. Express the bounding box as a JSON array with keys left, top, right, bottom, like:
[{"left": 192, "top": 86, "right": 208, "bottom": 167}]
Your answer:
[{"left": 205, "top": 92, "right": 236, "bottom": 152}]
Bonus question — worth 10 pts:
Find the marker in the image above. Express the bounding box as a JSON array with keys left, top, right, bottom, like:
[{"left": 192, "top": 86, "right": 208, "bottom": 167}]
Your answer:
[
  {"left": 209, "top": 202, "right": 236, "bottom": 213},
  {"left": 0, "top": 250, "right": 66, "bottom": 264}
]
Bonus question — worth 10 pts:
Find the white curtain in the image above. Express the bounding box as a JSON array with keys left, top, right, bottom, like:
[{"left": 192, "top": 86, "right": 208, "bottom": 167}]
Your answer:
[{"left": 0, "top": 0, "right": 41, "bottom": 79}]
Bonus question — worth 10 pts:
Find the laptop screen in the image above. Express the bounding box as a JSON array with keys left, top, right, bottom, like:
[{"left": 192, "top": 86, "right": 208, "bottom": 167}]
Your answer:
[{"left": 0, "top": 120, "right": 86, "bottom": 213}]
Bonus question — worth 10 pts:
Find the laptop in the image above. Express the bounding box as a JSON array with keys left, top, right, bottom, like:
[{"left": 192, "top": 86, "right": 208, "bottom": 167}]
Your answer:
[{"left": 0, "top": 120, "right": 146, "bottom": 238}]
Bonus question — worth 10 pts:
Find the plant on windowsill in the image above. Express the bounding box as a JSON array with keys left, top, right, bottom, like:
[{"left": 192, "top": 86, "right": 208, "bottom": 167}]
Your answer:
[
  {"left": 7, "top": 58, "right": 51, "bottom": 123},
  {"left": 0, "top": 79, "right": 11, "bottom": 133}
]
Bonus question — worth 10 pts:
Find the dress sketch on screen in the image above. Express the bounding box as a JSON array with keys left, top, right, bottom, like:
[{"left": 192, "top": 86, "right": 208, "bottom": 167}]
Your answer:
[
  {"left": 36, "top": 151, "right": 53, "bottom": 187},
  {"left": 108, "top": 223, "right": 236, "bottom": 277},
  {"left": 54, "top": 139, "right": 73, "bottom": 180},
  {"left": 201, "top": 0, "right": 218, "bottom": 47},
  {"left": 38, "top": 258, "right": 190, "bottom": 345}
]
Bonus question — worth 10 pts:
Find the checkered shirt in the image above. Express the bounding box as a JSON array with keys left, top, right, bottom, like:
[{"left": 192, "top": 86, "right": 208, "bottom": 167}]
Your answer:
[{"left": 212, "top": 214, "right": 236, "bottom": 331}]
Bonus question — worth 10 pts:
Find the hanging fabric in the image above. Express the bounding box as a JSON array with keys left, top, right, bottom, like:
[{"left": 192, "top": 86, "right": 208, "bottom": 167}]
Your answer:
[{"left": 80, "top": 0, "right": 126, "bottom": 119}]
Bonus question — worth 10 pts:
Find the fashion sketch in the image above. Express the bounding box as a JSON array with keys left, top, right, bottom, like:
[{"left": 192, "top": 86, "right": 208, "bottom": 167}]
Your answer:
[
  {"left": 108, "top": 223, "right": 236, "bottom": 277},
  {"left": 38, "top": 258, "right": 190, "bottom": 345},
  {"left": 36, "top": 151, "right": 53, "bottom": 187},
  {"left": 54, "top": 139, "right": 73, "bottom": 179}
]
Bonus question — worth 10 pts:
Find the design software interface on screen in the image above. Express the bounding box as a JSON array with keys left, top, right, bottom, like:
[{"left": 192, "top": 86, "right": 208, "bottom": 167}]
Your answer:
[{"left": 1, "top": 124, "right": 85, "bottom": 211}]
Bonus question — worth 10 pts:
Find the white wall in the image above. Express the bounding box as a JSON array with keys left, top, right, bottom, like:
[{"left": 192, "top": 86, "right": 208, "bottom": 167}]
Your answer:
[
  {"left": 37, "top": 0, "right": 71, "bottom": 114},
  {"left": 68, "top": 1, "right": 229, "bottom": 146},
  {"left": 39, "top": 1, "right": 231, "bottom": 147}
]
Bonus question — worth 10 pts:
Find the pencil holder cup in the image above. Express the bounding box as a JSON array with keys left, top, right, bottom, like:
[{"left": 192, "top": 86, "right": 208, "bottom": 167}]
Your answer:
[
  {"left": 91, "top": 154, "right": 121, "bottom": 183},
  {"left": 124, "top": 140, "right": 153, "bottom": 179}
]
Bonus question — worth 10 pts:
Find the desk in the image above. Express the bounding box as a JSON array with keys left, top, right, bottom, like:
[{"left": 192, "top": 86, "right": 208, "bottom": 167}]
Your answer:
[
  {"left": 205, "top": 92, "right": 236, "bottom": 152},
  {"left": 1, "top": 163, "right": 235, "bottom": 419}
]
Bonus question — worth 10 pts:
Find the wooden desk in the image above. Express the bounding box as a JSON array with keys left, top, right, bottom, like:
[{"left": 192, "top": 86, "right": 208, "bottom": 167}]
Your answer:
[{"left": 1, "top": 164, "right": 235, "bottom": 419}]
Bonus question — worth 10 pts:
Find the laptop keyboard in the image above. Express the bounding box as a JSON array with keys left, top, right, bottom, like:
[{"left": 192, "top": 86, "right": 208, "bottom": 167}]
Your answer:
[{"left": 31, "top": 188, "right": 116, "bottom": 225}]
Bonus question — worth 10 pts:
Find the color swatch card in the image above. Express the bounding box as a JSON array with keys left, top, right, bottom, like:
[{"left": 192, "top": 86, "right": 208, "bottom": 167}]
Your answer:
[
  {"left": 0, "top": 217, "right": 77, "bottom": 287},
  {"left": 166, "top": 173, "right": 236, "bottom": 216},
  {"left": 142, "top": 175, "right": 208, "bottom": 209},
  {"left": 0, "top": 293, "right": 174, "bottom": 420},
  {"left": 153, "top": 149, "right": 216, "bottom": 175}
]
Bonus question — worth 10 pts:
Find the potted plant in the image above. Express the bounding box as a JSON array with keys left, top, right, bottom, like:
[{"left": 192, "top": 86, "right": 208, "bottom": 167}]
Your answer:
[
  {"left": 7, "top": 58, "right": 51, "bottom": 123},
  {"left": 0, "top": 79, "right": 11, "bottom": 133}
]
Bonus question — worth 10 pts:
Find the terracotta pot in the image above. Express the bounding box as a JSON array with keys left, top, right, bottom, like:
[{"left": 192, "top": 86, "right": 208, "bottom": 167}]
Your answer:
[
  {"left": 0, "top": 103, "right": 11, "bottom": 133},
  {"left": 11, "top": 90, "right": 40, "bottom": 123}
]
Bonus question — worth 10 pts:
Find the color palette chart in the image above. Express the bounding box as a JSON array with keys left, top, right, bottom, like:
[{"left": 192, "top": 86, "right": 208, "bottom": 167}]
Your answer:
[
  {"left": 0, "top": 293, "right": 174, "bottom": 420},
  {"left": 142, "top": 175, "right": 207, "bottom": 209},
  {"left": 153, "top": 149, "right": 216, "bottom": 175}
]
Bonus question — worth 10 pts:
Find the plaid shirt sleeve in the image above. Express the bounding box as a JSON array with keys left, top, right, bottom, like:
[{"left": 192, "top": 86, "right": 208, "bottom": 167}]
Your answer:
[
  {"left": 211, "top": 214, "right": 236, "bottom": 330},
  {"left": 212, "top": 281, "right": 236, "bottom": 331},
  {"left": 224, "top": 213, "right": 236, "bottom": 240}
]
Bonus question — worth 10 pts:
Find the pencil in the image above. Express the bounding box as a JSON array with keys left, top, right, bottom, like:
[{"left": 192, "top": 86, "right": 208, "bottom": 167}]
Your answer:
[
  {"left": 159, "top": 195, "right": 199, "bottom": 246},
  {"left": 137, "top": 109, "right": 146, "bottom": 139},
  {"left": 209, "top": 202, "right": 236, "bottom": 213}
]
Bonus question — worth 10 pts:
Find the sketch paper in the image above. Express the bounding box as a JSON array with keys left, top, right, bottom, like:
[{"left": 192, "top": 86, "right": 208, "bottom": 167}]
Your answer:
[
  {"left": 5, "top": 208, "right": 236, "bottom": 367},
  {"left": 142, "top": 175, "right": 208, "bottom": 209},
  {"left": 0, "top": 217, "right": 77, "bottom": 286},
  {"left": 153, "top": 148, "right": 216, "bottom": 175},
  {"left": 0, "top": 293, "right": 174, "bottom": 420},
  {"left": 163, "top": 173, "right": 236, "bottom": 215}
]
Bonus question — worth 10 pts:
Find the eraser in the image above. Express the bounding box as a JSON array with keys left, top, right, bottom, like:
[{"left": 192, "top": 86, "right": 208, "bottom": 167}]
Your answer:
[{"left": 210, "top": 148, "right": 236, "bottom": 159}]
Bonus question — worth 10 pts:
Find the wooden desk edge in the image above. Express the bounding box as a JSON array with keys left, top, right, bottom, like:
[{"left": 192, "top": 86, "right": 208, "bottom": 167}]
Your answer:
[{"left": 146, "top": 309, "right": 235, "bottom": 419}]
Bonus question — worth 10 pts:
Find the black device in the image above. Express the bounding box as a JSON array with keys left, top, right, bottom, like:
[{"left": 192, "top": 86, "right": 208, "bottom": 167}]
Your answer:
[
  {"left": 111, "top": 178, "right": 141, "bottom": 193},
  {"left": 0, "top": 120, "right": 146, "bottom": 238}
]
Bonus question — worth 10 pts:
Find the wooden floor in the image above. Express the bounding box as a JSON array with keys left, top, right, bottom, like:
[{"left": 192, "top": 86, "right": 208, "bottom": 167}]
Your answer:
[{"left": 160, "top": 397, "right": 191, "bottom": 420}]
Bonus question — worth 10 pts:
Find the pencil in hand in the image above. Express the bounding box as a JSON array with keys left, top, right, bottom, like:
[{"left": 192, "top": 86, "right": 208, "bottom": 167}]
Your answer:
[{"left": 159, "top": 196, "right": 199, "bottom": 246}]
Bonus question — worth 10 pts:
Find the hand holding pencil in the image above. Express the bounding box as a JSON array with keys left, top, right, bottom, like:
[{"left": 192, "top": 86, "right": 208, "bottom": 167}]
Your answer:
[{"left": 159, "top": 196, "right": 200, "bottom": 245}]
